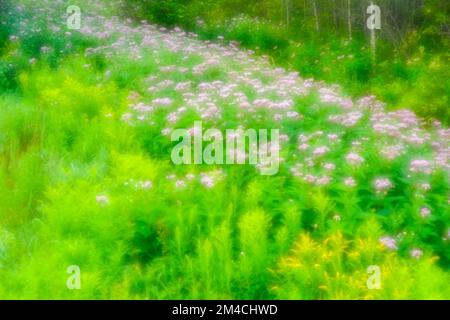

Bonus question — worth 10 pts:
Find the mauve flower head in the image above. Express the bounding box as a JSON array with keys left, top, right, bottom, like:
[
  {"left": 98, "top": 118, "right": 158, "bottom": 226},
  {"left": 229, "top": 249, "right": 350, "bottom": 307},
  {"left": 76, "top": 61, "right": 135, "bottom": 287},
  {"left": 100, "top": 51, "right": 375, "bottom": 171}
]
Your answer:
[
  {"left": 324, "top": 163, "right": 336, "bottom": 171},
  {"left": 121, "top": 113, "right": 133, "bottom": 123},
  {"left": 186, "top": 173, "right": 195, "bottom": 180},
  {"left": 409, "top": 159, "right": 433, "bottom": 175},
  {"left": 380, "top": 144, "right": 405, "bottom": 160},
  {"left": 345, "top": 152, "right": 364, "bottom": 166},
  {"left": 139, "top": 180, "right": 152, "bottom": 190},
  {"left": 40, "top": 46, "right": 52, "bottom": 53},
  {"left": 161, "top": 128, "right": 172, "bottom": 136},
  {"left": 200, "top": 175, "right": 214, "bottom": 188},
  {"left": 298, "top": 143, "right": 309, "bottom": 151},
  {"left": 418, "top": 183, "right": 431, "bottom": 191},
  {"left": 152, "top": 97, "right": 173, "bottom": 106},
  {"left": 327, "top": 133, "right": 339, "bottom": 141},
  {"left": 344, "top": 177, "right": 356, "bottom": 187},
  {"left": 175, "top": 180, "right": 186, "bottom": 188},
  {"left": 298, "top": 134, "right": 309, "bottom": 143},
  {"left": 313, "top": 146, "right": 330, "bottom": 157},
  {"left": 419, "top": 207, "right": 431, "bottom": 218},
  {"left": 286, "top": 111, "right": 300, "bottom": 119},
  {"left": 316, "top": 176, "right": 331, "bottom": 186},
  {"left": 166, "top": 112, "right": 178, "bottom": 123},
  {"left": 273, "top": 114, "right": 283, "bottom": 121},
  {"left": 96, "top": 194, "right": 109, "bottom": 206},
  {"left": 379, "top": 236, "right": 398, "bottom": 250},
  {"left": 304, "top": 174, "right": 316, "bottom": 184},
  {"left": 374, "top": 178, "right": 393, "bottom": 194},
  {"left": 410, "top": 248, "right": 423, "bottom": 259}
]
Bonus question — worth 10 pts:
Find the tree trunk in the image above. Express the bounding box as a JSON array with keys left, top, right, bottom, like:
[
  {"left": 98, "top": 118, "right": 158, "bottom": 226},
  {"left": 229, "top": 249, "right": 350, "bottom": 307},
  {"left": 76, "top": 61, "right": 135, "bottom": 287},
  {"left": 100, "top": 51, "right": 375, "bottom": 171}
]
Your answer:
[
  {"left": 332, "top": 0, "right": 338, "bottom": 31},
  {"left": 347, "top": 0, "right": 352, "bottom": 40},
  {"left": 312, "top": 0, "right": 320, "bottom": 32},
  {"left": 286, "top": 0, "right": 291, "bottom": 27},
  {"left": 282, "top": 0, "right": 291, "bottom": 27}
]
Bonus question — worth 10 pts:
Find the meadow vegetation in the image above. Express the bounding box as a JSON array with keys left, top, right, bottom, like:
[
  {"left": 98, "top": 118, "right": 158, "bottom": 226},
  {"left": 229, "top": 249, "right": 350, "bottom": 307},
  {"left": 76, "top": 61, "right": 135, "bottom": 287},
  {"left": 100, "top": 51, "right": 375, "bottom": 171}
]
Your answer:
[
  {"left": 0, "top": 0, "right": 448, "bottom": 299},
  {"left": 122, "top": 0, "right": 450, "bottom": 123}
]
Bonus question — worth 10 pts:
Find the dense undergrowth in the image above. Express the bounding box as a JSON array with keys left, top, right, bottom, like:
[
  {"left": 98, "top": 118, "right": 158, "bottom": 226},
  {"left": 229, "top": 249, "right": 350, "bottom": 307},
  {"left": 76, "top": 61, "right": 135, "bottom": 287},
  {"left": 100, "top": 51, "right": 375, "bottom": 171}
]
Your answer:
[{"left": 0, "top": 0, "right": 449, "bottom": 299}]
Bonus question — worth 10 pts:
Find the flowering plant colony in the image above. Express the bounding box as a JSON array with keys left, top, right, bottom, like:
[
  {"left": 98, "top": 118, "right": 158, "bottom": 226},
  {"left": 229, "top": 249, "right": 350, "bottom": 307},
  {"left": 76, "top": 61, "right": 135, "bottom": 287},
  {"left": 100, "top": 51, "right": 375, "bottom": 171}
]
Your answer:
[{"left": 0, "top": 0, "right": 448, "bottom": 299}]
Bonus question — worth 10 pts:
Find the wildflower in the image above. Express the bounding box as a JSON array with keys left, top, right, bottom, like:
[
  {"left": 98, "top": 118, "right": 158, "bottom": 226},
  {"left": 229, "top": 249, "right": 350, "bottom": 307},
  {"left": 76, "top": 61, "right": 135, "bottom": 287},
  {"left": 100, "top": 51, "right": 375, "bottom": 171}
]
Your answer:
[
  {"left": 316, "top": 176, "right": 331, "bottom": 186},
  {"left": 286, "top": 111, "right": 300, "bottom": 119},
  {"left": 410, "top": 248, "right": 423, "bottom": 259},
  {"left": 161, "top": 128, "right": 172, "bottom": 136},
  {"left": 379, "top": 236, "right": 398, "bottom": 250},
  {"left": 409, "top": 159, "right": 433, "bottom": 175},
  {"left": 418, "top": 183, "right": 431, "bottom": 191},
  {"left": 121, "top": 113, "right": 133, "bottom": 123},
  {"left": 279, "top": 134, "right": 289, "bottom": 143},
  {"left": 200, "top": 175, "right": 214, "bottom": 188},
  {"left": 419, "top": 207, "right": 431, "bottom": 218},
  {"left": 340, "top": 99, "right": 353, "bottom": 109},
  {"left": 298, "top": 134, "right": 309, "bottom": 143},
  {"left": 374, "top": 178, "right": 393, "bottom": 195},
  {"left": 40, "top": 46, "right": 52, "bottom": 53},
  {"left": 345, "top": 152, "right": 364, "bottom": 166},
  {"left": 186, "top": 173, "right": 195, "bottom": 180},
  {"left": 239, "top": 101, "right": 251, "bottom": 109},
  {"left": 324, "top": 163, "right": 336, "bottom": 171},
  {"left": 273, "top": 114, "right": 283, "bottom": 121},
  {"left": 96, "top": 194, "right": 109, "bottom": 206},
  {"left": 152, "top": 97, "right": 173, "bottom": 106},
  {"left": 298, "top": 143, "right": 309, "bottom": 151},
  {"left": 329, "top": 111, "right": 363, "bottom": 127},
  {"left": 304, "top": 174, "right": 316, "bottom": 184},
  {"left": 140, "top": 181, "right": 152, "bottom": 190},
  {"left": 327, "top": 134, "right": 339, "bottom": 141},
  {"left": 175, "top": 180, "right": 186, "bottom": 188},
  {"left": 380, "top": 144, "right": 404, "bottom": 160},
  {"left": 343, "top": 177, "right": 356, "bottom": 187},
  {"left": 166, "top": 112, "right": 178, "bottom": 123},
  {"left": 313, "top": 146, "right": 330, "bottom": 157},
  {"left": 444, "top": 230, "right": 450, "bottom": 241},
  {"left": 175, "top": 82, "right": 191, "bottom": 91}
]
